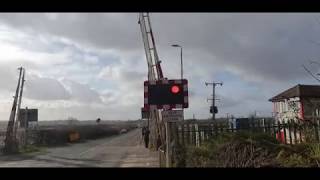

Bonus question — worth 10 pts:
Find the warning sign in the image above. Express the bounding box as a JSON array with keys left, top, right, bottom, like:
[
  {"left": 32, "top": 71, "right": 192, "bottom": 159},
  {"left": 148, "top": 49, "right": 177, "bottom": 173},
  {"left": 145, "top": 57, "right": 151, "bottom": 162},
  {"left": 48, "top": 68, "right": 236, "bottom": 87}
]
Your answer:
[{"left": 162, "top": 110, "right": 183, "bottom": 122}]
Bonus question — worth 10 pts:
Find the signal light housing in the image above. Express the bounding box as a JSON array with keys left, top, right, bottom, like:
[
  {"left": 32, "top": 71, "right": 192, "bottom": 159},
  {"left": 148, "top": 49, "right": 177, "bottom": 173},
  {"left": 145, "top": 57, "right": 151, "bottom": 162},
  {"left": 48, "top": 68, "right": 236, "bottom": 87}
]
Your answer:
[{"left": 144, "top": 79, "right": 188, "bottom": 110}]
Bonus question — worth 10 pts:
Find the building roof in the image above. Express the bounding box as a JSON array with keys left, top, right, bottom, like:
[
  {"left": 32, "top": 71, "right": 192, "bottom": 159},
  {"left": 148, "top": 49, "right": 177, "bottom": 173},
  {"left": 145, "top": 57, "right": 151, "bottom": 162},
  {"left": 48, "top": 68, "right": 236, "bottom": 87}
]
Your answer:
[{"left": 269, "top": 84, "right": 320, "bottom": 102}]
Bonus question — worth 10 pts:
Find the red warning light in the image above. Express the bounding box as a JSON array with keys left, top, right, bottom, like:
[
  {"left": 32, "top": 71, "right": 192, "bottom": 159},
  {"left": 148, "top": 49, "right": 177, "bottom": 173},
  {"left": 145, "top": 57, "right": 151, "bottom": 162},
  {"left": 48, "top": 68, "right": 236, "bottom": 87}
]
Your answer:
[{"left": 171, "top": 85, "right": 180, "bottom": 94}]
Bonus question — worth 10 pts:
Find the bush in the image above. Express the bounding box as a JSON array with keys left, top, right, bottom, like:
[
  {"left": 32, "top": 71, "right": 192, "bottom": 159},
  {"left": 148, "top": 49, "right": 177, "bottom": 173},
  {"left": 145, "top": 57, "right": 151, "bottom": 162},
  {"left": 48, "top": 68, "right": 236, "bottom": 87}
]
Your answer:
[
  {"left": 19, "top": 145, "right": 43, "bottom": 153},
  {"left": 309, "top": 143, "right": 320, "bottom": 167},
  {"left": 32, "top": 123, "right": 135, "bottom": 147},
  {"left": 180, "top": 131, "right": 320, "bottom": 167}
]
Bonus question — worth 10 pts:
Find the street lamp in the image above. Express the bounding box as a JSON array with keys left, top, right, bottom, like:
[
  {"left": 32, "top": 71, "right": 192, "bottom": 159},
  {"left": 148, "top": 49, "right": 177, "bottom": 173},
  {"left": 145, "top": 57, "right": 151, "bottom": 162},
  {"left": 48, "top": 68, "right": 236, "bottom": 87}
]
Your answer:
[{"left": 171, "top": 44, "right": 183, "bottom": 80}]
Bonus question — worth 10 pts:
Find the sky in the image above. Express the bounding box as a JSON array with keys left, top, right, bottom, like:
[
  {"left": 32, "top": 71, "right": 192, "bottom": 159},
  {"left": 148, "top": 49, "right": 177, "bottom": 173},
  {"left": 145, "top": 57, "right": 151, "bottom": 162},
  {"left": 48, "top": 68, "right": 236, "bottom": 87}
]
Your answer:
[{"left": 1, "top": 13, "right": 320, "bottom": 121}]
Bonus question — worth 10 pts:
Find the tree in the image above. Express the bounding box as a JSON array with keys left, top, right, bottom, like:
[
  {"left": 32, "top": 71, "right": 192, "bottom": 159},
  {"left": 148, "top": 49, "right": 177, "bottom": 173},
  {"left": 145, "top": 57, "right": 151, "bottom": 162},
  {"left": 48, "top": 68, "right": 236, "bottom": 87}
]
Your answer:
[{"left": 96, "top": 118, "right": 101, "bottom": 124}]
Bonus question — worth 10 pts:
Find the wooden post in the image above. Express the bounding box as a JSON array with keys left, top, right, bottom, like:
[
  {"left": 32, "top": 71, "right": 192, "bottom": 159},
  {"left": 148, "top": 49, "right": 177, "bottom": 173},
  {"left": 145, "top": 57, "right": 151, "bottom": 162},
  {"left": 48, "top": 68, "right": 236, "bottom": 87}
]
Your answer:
[
  {"left": 231, "top": 122, "right": 234, "bottom": 133},
  {"left": 192, "top": 124, "right": 196, "bottom": 146},
  {"left": 293, "top": 120, "right": 297, "bottom": 144},
  {"left": 203, "top": 124, "right": 206, "bottom": 141},
  {"left": 251, "top": 119, "right": 255, "bottom": 133},
  {"left": 304, "top": 120, "right": 308, "bottom": 143},
  {"left": 283, "top": 121, "right": 287, "bottom": 144},
  {"left": 219, "top": 123, "right": 223, "bottom": 135},
  {"left": 314, "top": 119, "right": 319, "bottom": 143},
  {"left": 176, "top": 123, "right": 180, "bottom": 145},
  {"left": 182, "top": 122, "right": 185, "bottom": 145},
  {"left": 195, "top": 123, "right": 199, "bottom": 147},
  {"left": 186, "top": 122, "right": 189, "bottom": 145},
  {"left": 198, "top": 126, "right": 202, "bottom": 146},
  {"left": 165, "top": 121, "right": 170, "bottom": 167},
  {"left": 298, "top": 120, "right": 303, "bottom": 143},
  {"left": 257, "top": 119, "right": 261, "bottom": 133},
  {"left": 277, "top": 121, "right": 281, "bottom": 143},
  {"left": 214, "top": 123, "right": 217, "bottom": 137},
  {"left": 190, "top": 123, "right": 193, "bottom": 145},
  {"left": 288, "top": 121, "right": 293, "bottom": 145},
  {"left": 272, "top": 120, "right": 276, "bottom": 139}
]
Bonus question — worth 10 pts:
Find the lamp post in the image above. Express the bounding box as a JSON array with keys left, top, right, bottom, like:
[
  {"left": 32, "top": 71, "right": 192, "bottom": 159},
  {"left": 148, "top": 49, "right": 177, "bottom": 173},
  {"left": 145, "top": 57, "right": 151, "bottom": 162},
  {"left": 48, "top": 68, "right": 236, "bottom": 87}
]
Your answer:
[{"left": 171, "top": 44, "right": 183, "bottom": 80}]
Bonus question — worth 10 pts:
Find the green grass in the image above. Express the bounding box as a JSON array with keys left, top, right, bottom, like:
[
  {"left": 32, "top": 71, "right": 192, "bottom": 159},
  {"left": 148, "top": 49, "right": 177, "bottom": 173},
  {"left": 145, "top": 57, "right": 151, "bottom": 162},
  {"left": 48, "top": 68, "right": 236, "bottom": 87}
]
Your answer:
[
  {"left": 18, "top": 145, "right": 46, "bottom": 154},
  {"left": 308, "top": 143, "right": 320, "bottom": 167}
]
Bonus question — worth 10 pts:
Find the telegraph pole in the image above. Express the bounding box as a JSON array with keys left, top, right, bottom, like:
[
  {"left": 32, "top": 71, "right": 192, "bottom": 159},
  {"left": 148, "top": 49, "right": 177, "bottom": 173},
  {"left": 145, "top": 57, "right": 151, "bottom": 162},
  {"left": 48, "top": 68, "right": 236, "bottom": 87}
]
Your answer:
[
  {"left": 205, "top": 81, "right": 223, "bottom": 120},
  {"left": 4, "top": 67, "right": 25, "bottom": 153}
]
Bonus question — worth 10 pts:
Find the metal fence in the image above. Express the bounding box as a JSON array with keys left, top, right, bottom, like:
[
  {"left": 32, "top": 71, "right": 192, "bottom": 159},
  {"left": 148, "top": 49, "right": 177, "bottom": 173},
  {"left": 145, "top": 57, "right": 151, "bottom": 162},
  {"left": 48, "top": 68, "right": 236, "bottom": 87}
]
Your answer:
[
  {"left": 163, "top": 118, "right": 320, "bottom": 167},
  {"left": 167, "top": 118, "right": 320, "bottom": 147}
]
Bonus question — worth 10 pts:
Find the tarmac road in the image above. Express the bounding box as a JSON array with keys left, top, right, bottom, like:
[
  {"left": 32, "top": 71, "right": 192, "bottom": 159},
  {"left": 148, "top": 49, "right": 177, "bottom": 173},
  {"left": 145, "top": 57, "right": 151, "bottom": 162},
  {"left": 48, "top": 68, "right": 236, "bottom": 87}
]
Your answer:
[{"left": 0, "top": 128, "right": 159, "bottom": 167}]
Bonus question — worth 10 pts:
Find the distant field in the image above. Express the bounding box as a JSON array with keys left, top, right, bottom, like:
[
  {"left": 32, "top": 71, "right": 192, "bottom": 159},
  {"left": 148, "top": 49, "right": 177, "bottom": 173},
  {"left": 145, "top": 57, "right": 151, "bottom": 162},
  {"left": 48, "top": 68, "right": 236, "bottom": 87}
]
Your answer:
[{"left": 0, "top": 120, "right": 141, "bottom": 148}]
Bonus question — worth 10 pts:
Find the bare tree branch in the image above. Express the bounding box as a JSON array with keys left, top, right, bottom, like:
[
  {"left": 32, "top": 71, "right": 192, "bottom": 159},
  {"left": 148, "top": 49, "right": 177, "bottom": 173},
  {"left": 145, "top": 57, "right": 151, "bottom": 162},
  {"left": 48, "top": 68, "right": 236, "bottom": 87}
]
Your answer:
[{"left": 302, "top": 64, "right": 320, "bottom": 83}]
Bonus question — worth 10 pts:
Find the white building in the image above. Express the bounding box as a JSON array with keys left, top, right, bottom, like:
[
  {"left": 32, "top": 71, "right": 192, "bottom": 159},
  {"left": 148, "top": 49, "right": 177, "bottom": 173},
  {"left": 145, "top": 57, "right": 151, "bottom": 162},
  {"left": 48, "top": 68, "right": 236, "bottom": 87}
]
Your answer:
[{"left": 269, "top": 84, "right": 320, "bottom": 123}]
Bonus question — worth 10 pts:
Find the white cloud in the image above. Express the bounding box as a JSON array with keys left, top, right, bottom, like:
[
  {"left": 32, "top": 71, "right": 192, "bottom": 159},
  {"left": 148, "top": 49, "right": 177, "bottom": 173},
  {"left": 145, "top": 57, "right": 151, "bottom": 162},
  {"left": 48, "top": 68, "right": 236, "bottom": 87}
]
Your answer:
[
  {"left": 24, "top": 74, "right": 71, "bottom": 100},
  {"left": 1, "top": 13, "right": 320, "bottom": 120},
  {"left": 61, "top": 79, "right": 102, "bottom": 104}
]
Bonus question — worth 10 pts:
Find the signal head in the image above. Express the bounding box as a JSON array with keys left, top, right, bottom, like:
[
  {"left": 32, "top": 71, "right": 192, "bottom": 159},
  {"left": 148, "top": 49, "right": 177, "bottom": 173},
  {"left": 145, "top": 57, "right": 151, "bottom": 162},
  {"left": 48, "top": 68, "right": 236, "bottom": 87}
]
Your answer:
[{"left": 171, "top": 85, "right": 180, "bottom": 94}]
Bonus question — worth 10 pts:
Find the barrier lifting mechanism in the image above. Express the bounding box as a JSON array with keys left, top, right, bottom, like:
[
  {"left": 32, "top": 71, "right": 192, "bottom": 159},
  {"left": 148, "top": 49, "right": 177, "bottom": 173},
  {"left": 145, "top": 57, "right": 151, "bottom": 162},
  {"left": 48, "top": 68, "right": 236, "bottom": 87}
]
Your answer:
[{"left": 138, "top": 13, "right": 189, "bottom": 151}]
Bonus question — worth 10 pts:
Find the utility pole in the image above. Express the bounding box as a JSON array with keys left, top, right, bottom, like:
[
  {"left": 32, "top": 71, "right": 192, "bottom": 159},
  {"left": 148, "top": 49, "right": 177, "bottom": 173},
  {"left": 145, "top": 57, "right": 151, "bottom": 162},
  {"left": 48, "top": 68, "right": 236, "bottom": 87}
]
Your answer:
[
  {"left": 4, "top": 67, "right": 25, "bottom": 153},
  {"left": 205, "top": 81, "right": 223, "bottom": 120}
]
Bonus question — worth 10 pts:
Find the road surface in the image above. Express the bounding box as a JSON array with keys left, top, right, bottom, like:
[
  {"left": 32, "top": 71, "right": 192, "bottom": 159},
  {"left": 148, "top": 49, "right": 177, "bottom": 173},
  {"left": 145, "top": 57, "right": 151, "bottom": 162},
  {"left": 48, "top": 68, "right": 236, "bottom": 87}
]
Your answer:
[{"left": 0, "top": 128, "right": 159, "bottom": 167}]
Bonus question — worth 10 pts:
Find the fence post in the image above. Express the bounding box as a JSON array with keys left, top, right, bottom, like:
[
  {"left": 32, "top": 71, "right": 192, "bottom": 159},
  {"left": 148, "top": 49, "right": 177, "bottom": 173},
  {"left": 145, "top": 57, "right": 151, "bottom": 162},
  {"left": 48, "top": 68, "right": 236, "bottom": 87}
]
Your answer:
[
  {"left": 204, "top": 124, "right": 207, "bottom": 141},
  {"left": 292, "top": 120, "right": 297, "bottom": 144},
  {"left": 266, "top": 120, "right": 270, "bottom": 134},
  {"left": 305, "top": 120, "right": 309, "bottom": 143},
  {"left": 314, "top": 119, "right": 319, "bottom": 143},
  {"left": 165, "top": 121, "right": 171, "bottom": 167},
  {"left": 219, "top": 122, "right": 223, "bottom": 135},
  {"left": 186, "top": 122, "right": 190, "bottom": 145},
  {"left": 251, "top": 119, "right": 255, "bottom": 133},
  {"left": 193, "top": 124, "right": 196, "bottom": 146},
  {"left": 283, "top": 121, "right": 287, "bottom": 144},
  {"left": 199, "top": 125, "right": 203, "bottom": 146},
  {"left": 288, "top": 120, "right": 293, "bottom": 145},
  {"left": 272, "top": 120, "right": 276, "bottom": 139},
  {"left": 176, "top": 123, "right": 180, "bottom": 145},
  {"left": 277, "top": 121, "right": 281, "bottom": 143},
  {"left": 195, "top": 124, "right": 199, "bottom": 147},
  {"left": 257, "top": 119, "right": 261, "bottom": 133},
  {"left": 298, "top": 120, "right": 303, "bottom": 143},
  {"left": 214, "top": 123, "right": 218, "bottom": 137},
  {"left": 182, "top": 122, "right": 185, "bottom": 145},
  {"left": 190, "top": 124, "right": 193, "bottom": 146},
  {"left": 231, "top": 122, "right": 234, "bottom": 133}
]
